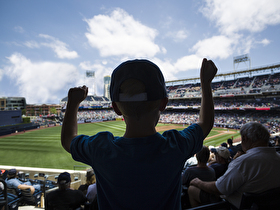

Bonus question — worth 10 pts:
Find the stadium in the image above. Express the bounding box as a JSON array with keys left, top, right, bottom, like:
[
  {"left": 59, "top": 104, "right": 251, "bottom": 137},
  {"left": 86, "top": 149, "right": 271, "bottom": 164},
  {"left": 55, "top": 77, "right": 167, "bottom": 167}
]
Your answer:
[{"left": 1, "top": 57, "right": 280, "bottom": 209}]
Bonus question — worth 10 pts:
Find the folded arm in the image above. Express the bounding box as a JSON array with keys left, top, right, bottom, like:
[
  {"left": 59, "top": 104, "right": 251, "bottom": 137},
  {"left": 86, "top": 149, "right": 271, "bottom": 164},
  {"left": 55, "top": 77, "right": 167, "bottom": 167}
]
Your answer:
[
  {"left": 18, "top": 184, "right": 35, "bottom": 194},
  {"left": 190, "top": 178, "right": 221, "bottom": 195}
]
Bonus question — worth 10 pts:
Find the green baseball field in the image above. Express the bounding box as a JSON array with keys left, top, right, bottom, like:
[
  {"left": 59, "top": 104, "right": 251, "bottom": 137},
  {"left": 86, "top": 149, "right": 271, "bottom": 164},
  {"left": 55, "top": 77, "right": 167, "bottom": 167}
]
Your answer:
[{"left": 0, "top": 121, "right": 241, "bottom": 170}]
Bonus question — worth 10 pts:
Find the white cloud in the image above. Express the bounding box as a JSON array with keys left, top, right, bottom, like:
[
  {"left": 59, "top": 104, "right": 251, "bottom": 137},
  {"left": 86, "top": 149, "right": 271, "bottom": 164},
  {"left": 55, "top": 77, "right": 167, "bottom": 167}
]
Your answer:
[
  {"left": 24, "top": 41, "right": 40, "bottom": 48},
  {"left": 202, "top": 0, "right": 280, "bottom": 35},
  {"left": 4, "top": 53, "right": 79, "bottom": 103},
  {"left": 39, "top": 34, "right": 79, "bottom": 59},
  {"left": 191, "top": 35, "right": 235, "bottom": 59},
  {"left": 259, "top": 38, "right": 270, "bottom": 46},
  {"left": 151, "top": 58, "right": 179, "bottom": 81},
  {"left": 175, "top": 30, "right": 188, "bottom": 41},
  {"left": 166, "top": 29, "right": 188, "bottom": 42},
  {"left": 14, "top": 26, "right": 24, "bottom": 33},
  {"left": 174, "top": 55, "right": 203, "bottom": 72},
  {"left": 84, "top": 8, "right": 161, "bottom": 57},
  {"left": 0, "top": 68, "right": 3, "bottom": 81}
]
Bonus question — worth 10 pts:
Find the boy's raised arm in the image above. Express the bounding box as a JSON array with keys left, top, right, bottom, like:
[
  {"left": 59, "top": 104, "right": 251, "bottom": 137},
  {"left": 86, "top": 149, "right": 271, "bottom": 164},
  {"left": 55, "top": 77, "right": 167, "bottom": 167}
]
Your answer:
[
  {"left": 61, "top": 85, "right": 88, "bottom": 153},
  {"left": 197, "top": 58, "right": 217, "bottom": 138}
]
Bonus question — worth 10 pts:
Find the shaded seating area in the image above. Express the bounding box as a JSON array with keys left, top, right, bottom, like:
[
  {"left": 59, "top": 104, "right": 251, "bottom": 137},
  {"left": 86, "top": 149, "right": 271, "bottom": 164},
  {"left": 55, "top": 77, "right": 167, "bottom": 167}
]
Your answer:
[
  {"left": 184, "top": 186, "right": 280, "bottom": 210},
  {"left": 0, "top": 179, "right": 21, "bottom": 210}
]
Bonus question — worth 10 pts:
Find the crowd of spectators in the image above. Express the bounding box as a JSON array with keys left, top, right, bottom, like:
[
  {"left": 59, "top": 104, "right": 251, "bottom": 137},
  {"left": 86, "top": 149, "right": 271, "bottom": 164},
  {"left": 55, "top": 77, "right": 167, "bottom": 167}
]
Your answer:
[
  {"left": 159, "top": 110, "right": 280, "bottom": 133},
  {"left": 186, "top": 122, "right": 280, "bottom": 209},
  {"left": 168, "top": 97, "right": 280, "bottom": 108},
  {"left": 76, "top": 110, "right": 118, "bottom": 122},
  {"left": 166, "top": 72, "right": 280, "bottom": 100}
]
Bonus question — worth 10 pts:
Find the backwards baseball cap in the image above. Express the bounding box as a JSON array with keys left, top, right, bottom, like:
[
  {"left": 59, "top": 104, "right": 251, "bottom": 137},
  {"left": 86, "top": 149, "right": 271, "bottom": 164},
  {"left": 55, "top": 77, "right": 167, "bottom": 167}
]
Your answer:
[
  {"left": 8, "top": 169, "right": 17, "bottom": 176},
  {"left": 110, "top": 59, "right": 167, "bottom": 102},
  {"left": 58, "top": 172, "right": 71, "bottom": 184},
  {"left": 216, "top": 147, "right": 230, "bottom": 159}
]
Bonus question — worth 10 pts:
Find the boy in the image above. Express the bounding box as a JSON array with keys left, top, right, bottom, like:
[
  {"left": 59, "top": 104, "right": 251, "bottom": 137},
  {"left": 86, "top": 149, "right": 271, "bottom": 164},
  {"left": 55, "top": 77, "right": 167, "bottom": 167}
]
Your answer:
[{"left": 61, "top": 58, "right": 217, "bottom": 209}]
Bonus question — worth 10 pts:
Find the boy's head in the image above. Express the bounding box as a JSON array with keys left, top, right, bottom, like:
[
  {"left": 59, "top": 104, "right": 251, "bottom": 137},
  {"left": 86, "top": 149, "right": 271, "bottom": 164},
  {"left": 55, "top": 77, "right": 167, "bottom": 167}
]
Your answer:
[
  {"left": 110, "top": 59, "right": 167, "bottom": 102},
  {"left": 110, "top": 59, "right": 168, "bottom": 120}
]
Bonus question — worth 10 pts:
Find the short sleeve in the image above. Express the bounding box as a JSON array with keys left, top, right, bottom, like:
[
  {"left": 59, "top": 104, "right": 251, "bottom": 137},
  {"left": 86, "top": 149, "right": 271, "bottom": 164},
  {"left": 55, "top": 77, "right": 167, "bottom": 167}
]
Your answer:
[{"left": 215, "top": 164, "right": 245, "bottom": 195}]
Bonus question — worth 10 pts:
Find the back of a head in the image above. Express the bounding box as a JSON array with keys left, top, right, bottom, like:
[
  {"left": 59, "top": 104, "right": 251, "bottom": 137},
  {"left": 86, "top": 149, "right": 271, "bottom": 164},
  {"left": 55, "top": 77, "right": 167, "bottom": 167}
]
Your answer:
[
  {"left": 58, "top": 172, "right": 71, "bottom": 190},
  {"left": 7, "top": 169, "right": 17, "bottom": 179},
  {"left": 240, "top": 122, "right": 270, "bottom": 145},
  {"left": 221, "top": 142, "right": 228, "bottom": 148},
  {"left": 86, "top": 168, "right": 96, "bottom": 185},
  {"left": 216, "top": 146, "right": 231, "bottom": 162},
  {"left": 196, "top": 146, "right": 210, "bottom": 164},
  {"left": 227, "top": 138, "right": 233, "bottom": 145},
  {"left": 110, "top": 59, "right": 167, "bottom": 119}
]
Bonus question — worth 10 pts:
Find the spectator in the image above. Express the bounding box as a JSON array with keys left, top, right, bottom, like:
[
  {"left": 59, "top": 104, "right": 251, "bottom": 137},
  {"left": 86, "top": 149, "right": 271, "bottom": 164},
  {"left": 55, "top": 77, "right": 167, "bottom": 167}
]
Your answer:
[
  {"left": 182, "top": 146, "right": 215, "bottom": 187},
  {"left": 61, "top": 58, "right": 217, "bottom": 209},
  {"left": 45, "top": 172, "right": 87, "bottom": 210},
  {"left": 78, "top": 168, "right": 95, "bottom": 195},
  {"left": 188, "top": 122, "right": 280, "bottom": 208},
  {"left": 233, "top": 148, "right": 245, "bottom": 160},
  {"left": 5, "top": 169, "right": 41, "bottom": 194},
  {"left": 181, "top": 146, "right": 216, "bottom": 209},
  {"left": 220, "top": 142, "right": 227, "bottom": 148},
  {"left": 86, "top": 182, "right": 97, "bottom": 203},
  {"left": 227, "top": 138, "right": 237, "bottom": 158},
  {"left": 274, "top": 136, "right": 280, "bottom": 153},
  {"left": 208, "top": 147, "right": 216, "bottom": 163},
  {"left": 209, "top": 147, "right": 230, "bottom": 179}
]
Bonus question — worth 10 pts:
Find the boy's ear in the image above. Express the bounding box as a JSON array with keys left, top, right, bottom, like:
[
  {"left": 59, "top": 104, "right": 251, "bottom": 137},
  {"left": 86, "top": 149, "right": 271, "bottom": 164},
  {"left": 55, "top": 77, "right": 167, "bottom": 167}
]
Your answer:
[
  {"left": 112, "top": 102, "right": 123, "bottom": 116},
  {"left": 159, "top": 97, "right": 168, "bottom": 111}
]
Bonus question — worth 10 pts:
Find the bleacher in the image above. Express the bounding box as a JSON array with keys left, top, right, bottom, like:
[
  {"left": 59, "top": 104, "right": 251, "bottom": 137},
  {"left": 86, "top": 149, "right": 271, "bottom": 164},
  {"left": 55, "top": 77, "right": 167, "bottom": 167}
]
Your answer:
[
  {"left": 0, "top": 166, "right": 89, "bottom": 210},
  {"left": 166, "top": 72, "right": 280, "bottom": 99}
]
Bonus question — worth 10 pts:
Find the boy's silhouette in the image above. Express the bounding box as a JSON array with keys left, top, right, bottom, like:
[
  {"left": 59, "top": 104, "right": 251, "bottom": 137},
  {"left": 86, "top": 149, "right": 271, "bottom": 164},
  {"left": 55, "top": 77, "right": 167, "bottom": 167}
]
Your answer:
[{"left": 61, "top": 58, "right": 217, "bottom": 210}]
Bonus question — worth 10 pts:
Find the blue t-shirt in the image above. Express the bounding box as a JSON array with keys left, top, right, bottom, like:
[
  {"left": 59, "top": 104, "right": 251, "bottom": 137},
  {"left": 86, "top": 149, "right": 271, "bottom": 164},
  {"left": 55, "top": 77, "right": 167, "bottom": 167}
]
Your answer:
[{"left": 70, "top": 123, "right": 204, "bottom": 210}]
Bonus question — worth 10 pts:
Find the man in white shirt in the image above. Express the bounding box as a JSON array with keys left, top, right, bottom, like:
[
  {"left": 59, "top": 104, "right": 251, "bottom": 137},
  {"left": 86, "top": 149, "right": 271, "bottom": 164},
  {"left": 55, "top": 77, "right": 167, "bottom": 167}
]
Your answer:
[{"left": 188, "top": 122, "right": 280, "bottom": 209}]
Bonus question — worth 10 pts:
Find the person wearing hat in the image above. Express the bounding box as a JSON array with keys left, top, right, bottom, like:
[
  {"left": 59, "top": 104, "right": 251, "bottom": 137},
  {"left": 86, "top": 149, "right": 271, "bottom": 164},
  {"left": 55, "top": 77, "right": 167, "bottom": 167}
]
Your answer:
[
  {"left": 209, "top": 146, "right": 231, "bottom": 179},
  {"left": 61, "top": 58, "right": 217, "bottom": 209},
  {"left": 5, "top": 168, "right": 41, "bottom": 194},
  {"left": 45, "top": 172, "right": 87, "bottom": 210},
  {"left": 188, "top": 122, "right": 280, "bottom": 208},
  {"left": 78, "top": 168, "right": 96, "bottom": 195}
]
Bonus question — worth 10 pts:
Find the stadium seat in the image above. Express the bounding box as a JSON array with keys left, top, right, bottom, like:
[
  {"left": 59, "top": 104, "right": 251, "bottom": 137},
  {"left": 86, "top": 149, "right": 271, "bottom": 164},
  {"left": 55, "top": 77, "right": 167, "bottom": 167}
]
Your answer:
[
  {"left": 185, "top": 187, "right": 280, "bottom": 210},
  {"left": 0, "top": 179, "right": 20, "bottom": 210},
  {"left": 184, "top": 199, "right": 230, "bottom": 210},
  {"left": 238, "top": 187, "right": 280, "bottom": 210},
  {"left": 0, "top": 179, "right": 8, "bottom": 210}
]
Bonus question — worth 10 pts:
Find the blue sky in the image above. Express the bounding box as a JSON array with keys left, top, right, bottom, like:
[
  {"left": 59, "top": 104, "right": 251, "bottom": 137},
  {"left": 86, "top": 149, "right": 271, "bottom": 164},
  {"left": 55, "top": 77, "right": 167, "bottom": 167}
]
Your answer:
[{"left": 1, "top": 0, "right": 280, "bottom": 104}]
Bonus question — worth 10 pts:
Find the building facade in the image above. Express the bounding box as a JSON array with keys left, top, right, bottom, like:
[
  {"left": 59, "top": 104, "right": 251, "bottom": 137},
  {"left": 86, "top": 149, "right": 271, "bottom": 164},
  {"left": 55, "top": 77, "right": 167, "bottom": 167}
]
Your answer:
[
  {"left": 0, "top": 97, "right": 26, "bottom": 111},
  {"left": 25, "top": 104, "right": 61, "bottom": 116},
  {"left": 104, "top": 75, "right": 111, "bottom": 100}
]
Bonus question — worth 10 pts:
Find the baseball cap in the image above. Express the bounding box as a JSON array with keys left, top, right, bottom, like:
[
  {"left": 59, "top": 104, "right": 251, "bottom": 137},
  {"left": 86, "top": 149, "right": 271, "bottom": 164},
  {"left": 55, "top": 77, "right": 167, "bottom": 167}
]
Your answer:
[
  {"left": 216, "top": 147, "right": 230, "bottom": 159},
  {"left": 58, "top": 172, "right": 71, "bottom": 184},
  {"left": 110, "top": 59, "right": 167, "bottom": 102},
  {"left": 8, "top": 169, "right": 17, "bottom": 176}
]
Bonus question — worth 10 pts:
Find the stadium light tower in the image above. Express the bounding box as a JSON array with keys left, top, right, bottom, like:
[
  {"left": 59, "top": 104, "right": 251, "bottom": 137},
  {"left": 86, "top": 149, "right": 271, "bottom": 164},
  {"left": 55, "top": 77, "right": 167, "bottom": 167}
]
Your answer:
[
  {"left": 85, "top": 70, "right": 96, "bottom": 95},
  {"left": 233, "top": 54, "right": 251, "bottom": 71}
]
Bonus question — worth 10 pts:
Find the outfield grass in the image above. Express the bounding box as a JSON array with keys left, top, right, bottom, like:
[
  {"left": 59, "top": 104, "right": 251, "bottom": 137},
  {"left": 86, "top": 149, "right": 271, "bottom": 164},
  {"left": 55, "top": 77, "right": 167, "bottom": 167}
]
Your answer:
[{"left": 0, "top": 121, "right": 240, "bottom": 170}]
